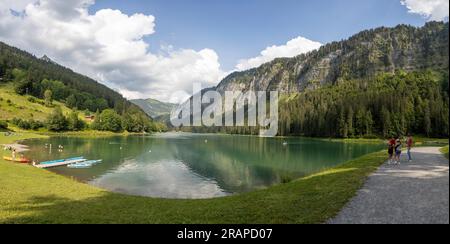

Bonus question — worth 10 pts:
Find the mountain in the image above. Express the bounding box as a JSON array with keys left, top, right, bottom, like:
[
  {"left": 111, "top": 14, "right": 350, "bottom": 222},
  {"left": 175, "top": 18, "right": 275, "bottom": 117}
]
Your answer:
[
  {"left": 180, "top": 22, "right": 449, "bottom": 138},
  {"left": 217, "top": 22, "right": 448, "bottom": 94},
  {"left": 131, "top": 98, "right": 177, "bottom": 118}
]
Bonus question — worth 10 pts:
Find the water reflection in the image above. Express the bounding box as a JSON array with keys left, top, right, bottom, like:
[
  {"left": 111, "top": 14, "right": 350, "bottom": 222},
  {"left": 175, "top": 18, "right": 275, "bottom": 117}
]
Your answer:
[{"left": 24, "top": 133, "right": 384, "bottom": 199}]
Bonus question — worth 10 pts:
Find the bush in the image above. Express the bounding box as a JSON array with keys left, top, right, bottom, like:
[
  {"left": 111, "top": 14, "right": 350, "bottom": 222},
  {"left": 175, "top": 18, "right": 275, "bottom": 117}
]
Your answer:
[
  {"left": 0, "top": 120, "right": 8, "bottom": 130},
  {"left": 67, "top": 111, "right": 85, "bottom": 131},
  {"left": 46, "top": 107, "right": 68, "bottom": 132},
  {"left": 14, "top": 80, "right": 32, "bottom": 95},
  {"left": 27, "top": 97, "right": 37, "bottom": 103},
  {"left": 29, "top": 120, "right": 44, "bottom": 130},
  {"left": 91, "top": 109, "right": 123, "bottom": 132},
  {"left": 11, "top": 118, "right": 44, "bottom": 130}
]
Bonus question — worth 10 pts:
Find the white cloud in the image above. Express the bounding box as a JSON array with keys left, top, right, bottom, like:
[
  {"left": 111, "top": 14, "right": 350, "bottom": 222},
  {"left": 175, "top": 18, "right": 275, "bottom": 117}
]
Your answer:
[
  {"left": 235, "top": 36, "right": 322, "bottom": 71},
  {"left": 401, "top": 0, "right": 449, "bottom": 21},
  {"left": 0, "top": 0, "right": 225, "bottom": 103},
  {"left": 0, "top": 0, "right": 321, "bottom": 103}
]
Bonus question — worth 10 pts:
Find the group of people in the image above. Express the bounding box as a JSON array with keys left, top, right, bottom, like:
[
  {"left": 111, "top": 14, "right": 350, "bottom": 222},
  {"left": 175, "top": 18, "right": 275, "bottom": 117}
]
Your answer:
[{"left": 388, "top": 134, "right": 413, "bottom": 165}]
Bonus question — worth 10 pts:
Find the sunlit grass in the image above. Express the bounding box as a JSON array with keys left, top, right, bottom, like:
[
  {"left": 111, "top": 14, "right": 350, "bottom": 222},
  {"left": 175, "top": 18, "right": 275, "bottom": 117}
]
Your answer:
[
  {"left": 441, "top": 145, "right": 449, "bottom": 159},
  {"left": 0, "top": 83, "right": 82, "bottom": 122}
]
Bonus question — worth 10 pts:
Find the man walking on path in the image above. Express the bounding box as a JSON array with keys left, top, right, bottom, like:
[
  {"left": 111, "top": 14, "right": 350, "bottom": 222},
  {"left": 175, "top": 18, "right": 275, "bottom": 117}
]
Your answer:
[{"left": 406, "top": 135, "right": 413, "bottom": 162}]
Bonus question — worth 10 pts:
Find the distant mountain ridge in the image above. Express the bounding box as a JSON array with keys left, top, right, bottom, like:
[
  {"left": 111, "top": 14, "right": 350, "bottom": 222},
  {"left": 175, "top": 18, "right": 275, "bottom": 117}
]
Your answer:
[
  {"left": 177, "top": 21, "right": 449, "bottom": 138},
  {"left": 131, "top": 98, "right": 177, "bottom": 118},
  {"left": 215, "top": 21, "right": 448, "bottom": 94}
]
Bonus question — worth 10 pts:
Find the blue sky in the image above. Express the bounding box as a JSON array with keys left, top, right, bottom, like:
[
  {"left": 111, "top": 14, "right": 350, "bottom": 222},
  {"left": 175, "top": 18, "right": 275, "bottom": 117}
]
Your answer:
[
  {"left": 91, "top": 0, "right": 426, "bottom": 70},
  {"left": 1, "top": 0, "right": 447, "bottom": 101}
]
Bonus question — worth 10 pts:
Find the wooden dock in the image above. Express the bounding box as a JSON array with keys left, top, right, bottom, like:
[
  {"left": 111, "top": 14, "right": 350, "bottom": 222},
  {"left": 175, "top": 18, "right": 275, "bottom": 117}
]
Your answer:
[{"left": 36, "top": 159, "right": 86, "bottom": 169}]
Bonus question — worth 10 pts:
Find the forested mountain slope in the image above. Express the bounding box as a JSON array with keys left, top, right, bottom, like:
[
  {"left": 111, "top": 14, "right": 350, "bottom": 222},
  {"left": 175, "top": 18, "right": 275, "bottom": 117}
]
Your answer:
[
  {"left": 0, "top": 41, "right": 146, "bottom": 116},
  {"left": 185, "top": 22, "right": 449, "bottom": 138},
  {"left": 0, "top": 41, "right": 166, "bottom": 133}
]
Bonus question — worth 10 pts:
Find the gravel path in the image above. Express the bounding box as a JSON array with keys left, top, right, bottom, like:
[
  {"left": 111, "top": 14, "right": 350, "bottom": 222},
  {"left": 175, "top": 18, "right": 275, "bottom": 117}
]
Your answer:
[{"left": 329, "top": 147, "right": 449, "bottom": 224}]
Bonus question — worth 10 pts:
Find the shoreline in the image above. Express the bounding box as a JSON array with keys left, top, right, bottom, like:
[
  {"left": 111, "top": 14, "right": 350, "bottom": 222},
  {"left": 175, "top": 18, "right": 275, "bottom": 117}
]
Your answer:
[
  {"left": 1, "top": 131, "right": 448, "bottom": 223},
  {"left": 0, "top": 134, "right": 448, "bottom": 224},
  {"left": 4, "top": 128, "right": 448, "bottom": 145}
]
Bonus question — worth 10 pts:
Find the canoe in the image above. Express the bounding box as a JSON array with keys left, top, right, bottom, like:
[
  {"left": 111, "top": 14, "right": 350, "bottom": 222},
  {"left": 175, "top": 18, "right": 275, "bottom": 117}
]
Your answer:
[{"left": 3, "top": 156, "right": 30, "bottom": 163}]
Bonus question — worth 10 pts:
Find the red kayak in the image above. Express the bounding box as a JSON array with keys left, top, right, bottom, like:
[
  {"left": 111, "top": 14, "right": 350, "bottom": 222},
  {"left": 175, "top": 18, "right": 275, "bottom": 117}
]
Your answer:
[{"left": 3, "top": 156, "right": 31, "bottom": 164}]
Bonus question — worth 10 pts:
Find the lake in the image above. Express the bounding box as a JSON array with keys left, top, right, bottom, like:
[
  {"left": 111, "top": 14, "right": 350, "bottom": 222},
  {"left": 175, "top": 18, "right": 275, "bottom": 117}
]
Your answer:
[{"left": 23, "top": 133, "right": 384, "bottom": 199}]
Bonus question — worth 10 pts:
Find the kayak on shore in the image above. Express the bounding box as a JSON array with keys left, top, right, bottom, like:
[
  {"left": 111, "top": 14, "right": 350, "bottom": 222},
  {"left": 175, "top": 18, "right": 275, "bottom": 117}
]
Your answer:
[{"left": 3, "top": 156, "right": 31, "bottom": 164}]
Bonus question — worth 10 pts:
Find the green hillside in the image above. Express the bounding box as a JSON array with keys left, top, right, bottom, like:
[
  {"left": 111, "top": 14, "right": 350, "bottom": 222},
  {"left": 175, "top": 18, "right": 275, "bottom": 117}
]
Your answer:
[
  {"left": 0, "top": 83, "right": 78, "bottom": 122},
  {"left": 0, "top": 41, "right": 166, "bottom": 133},
  {"left": 131, "top": 98, "right": 177, "bottom": 118}
]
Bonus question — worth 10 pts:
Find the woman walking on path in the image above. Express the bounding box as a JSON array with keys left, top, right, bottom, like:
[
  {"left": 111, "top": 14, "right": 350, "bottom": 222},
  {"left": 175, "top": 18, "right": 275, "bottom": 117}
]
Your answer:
[
  {"left": 388, "top": 137, "right": 396, "bottom": 164},
  {"left": 406, "top": 135, "right": 414, "bottom": 162}
]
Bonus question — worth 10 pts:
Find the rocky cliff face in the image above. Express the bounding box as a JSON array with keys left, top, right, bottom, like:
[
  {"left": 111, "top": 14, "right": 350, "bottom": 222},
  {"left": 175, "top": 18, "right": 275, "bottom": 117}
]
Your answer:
[{"left": 216, "top": 22, "right": 449, "bottom": 94}]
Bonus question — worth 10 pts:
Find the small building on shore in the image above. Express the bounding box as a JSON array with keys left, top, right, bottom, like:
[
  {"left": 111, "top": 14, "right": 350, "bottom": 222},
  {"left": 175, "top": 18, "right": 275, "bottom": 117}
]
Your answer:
[{"left": 85, "top": 115, "right": 95, "bottom": 122}]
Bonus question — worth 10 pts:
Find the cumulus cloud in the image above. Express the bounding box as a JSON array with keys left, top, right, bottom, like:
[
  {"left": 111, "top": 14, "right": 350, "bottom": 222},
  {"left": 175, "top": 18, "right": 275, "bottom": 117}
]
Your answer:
[
  {"left": 0, "top": 0, "right": 322, "bottom": 103},
  {"left": 235, "top": 36, "right": 322, "bottom": 71},
  {"left": 401, "top": 0, "right": 449, "bottom": 21},
  {"left": 0, "top": 0, "right": 225, "bottom": 103}
]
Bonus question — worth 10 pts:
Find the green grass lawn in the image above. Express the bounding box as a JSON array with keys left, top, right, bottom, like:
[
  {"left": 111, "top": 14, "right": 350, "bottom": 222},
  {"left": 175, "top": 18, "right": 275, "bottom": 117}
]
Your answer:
[
  {"left": 325, "top": 136, "right": 448, "bottom": 146},
  {"left": 0, "top": 133, "right": 388, "bottom": 224},
  {"left": 441, "top": 145, "right": 449, "bottom": 159}
]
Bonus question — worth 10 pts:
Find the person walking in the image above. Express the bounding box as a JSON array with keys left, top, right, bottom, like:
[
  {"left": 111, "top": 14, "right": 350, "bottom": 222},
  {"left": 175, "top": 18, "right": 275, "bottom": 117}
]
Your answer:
[
  {"left": 395, "top": 138, "right": 402, "bottom": 165},
  {"left": 388, "top": 137, "right": 396, "bottom": 164},
  {"left": 406, "top": 134, "right": 413, "bottom": 162},
  {"left": 12, "top": 148, "right": 16, "bottom": 161}
]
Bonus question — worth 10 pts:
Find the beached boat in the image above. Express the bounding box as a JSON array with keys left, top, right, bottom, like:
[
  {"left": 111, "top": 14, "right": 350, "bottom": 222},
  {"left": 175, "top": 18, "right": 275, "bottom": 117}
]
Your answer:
[{"left": 3, "top": 156, "right": 30, "bottom": 163}]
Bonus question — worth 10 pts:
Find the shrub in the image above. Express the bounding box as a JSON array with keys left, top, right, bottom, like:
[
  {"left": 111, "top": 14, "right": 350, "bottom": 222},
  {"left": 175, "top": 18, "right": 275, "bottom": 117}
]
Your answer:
[
  {"left": 67, "top": 111, "right": 85, "bottom": 131},
  {"left": 91, "top": 109, "right": 122, "bottom": 132},
  {"left": 46, "top": 107, "right": 68, "bottom": 132},
  {"left": 27, "top": 97, "right": 37, "bottom": 103},
  {"left": 11, "top": 118, "right": 44, "bottom": 130},
  {"left": 0, "top": 120, "right": 8, "bottom": 130}
]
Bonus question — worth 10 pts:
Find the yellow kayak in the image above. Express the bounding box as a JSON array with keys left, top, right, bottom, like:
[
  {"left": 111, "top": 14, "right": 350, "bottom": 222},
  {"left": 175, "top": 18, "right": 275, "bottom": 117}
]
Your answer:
[{"left": 3, "top": 156, "right": 30, "bottom": 163}]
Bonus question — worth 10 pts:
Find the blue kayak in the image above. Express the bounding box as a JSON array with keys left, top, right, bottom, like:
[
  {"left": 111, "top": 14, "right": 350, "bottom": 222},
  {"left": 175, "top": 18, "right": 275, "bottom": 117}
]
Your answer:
[
  {"left": 67, "top": 163, "right": 92, "bottom": 169},
  {"left": 67, "top": 159, "right": 102, "bottom": 169}
]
